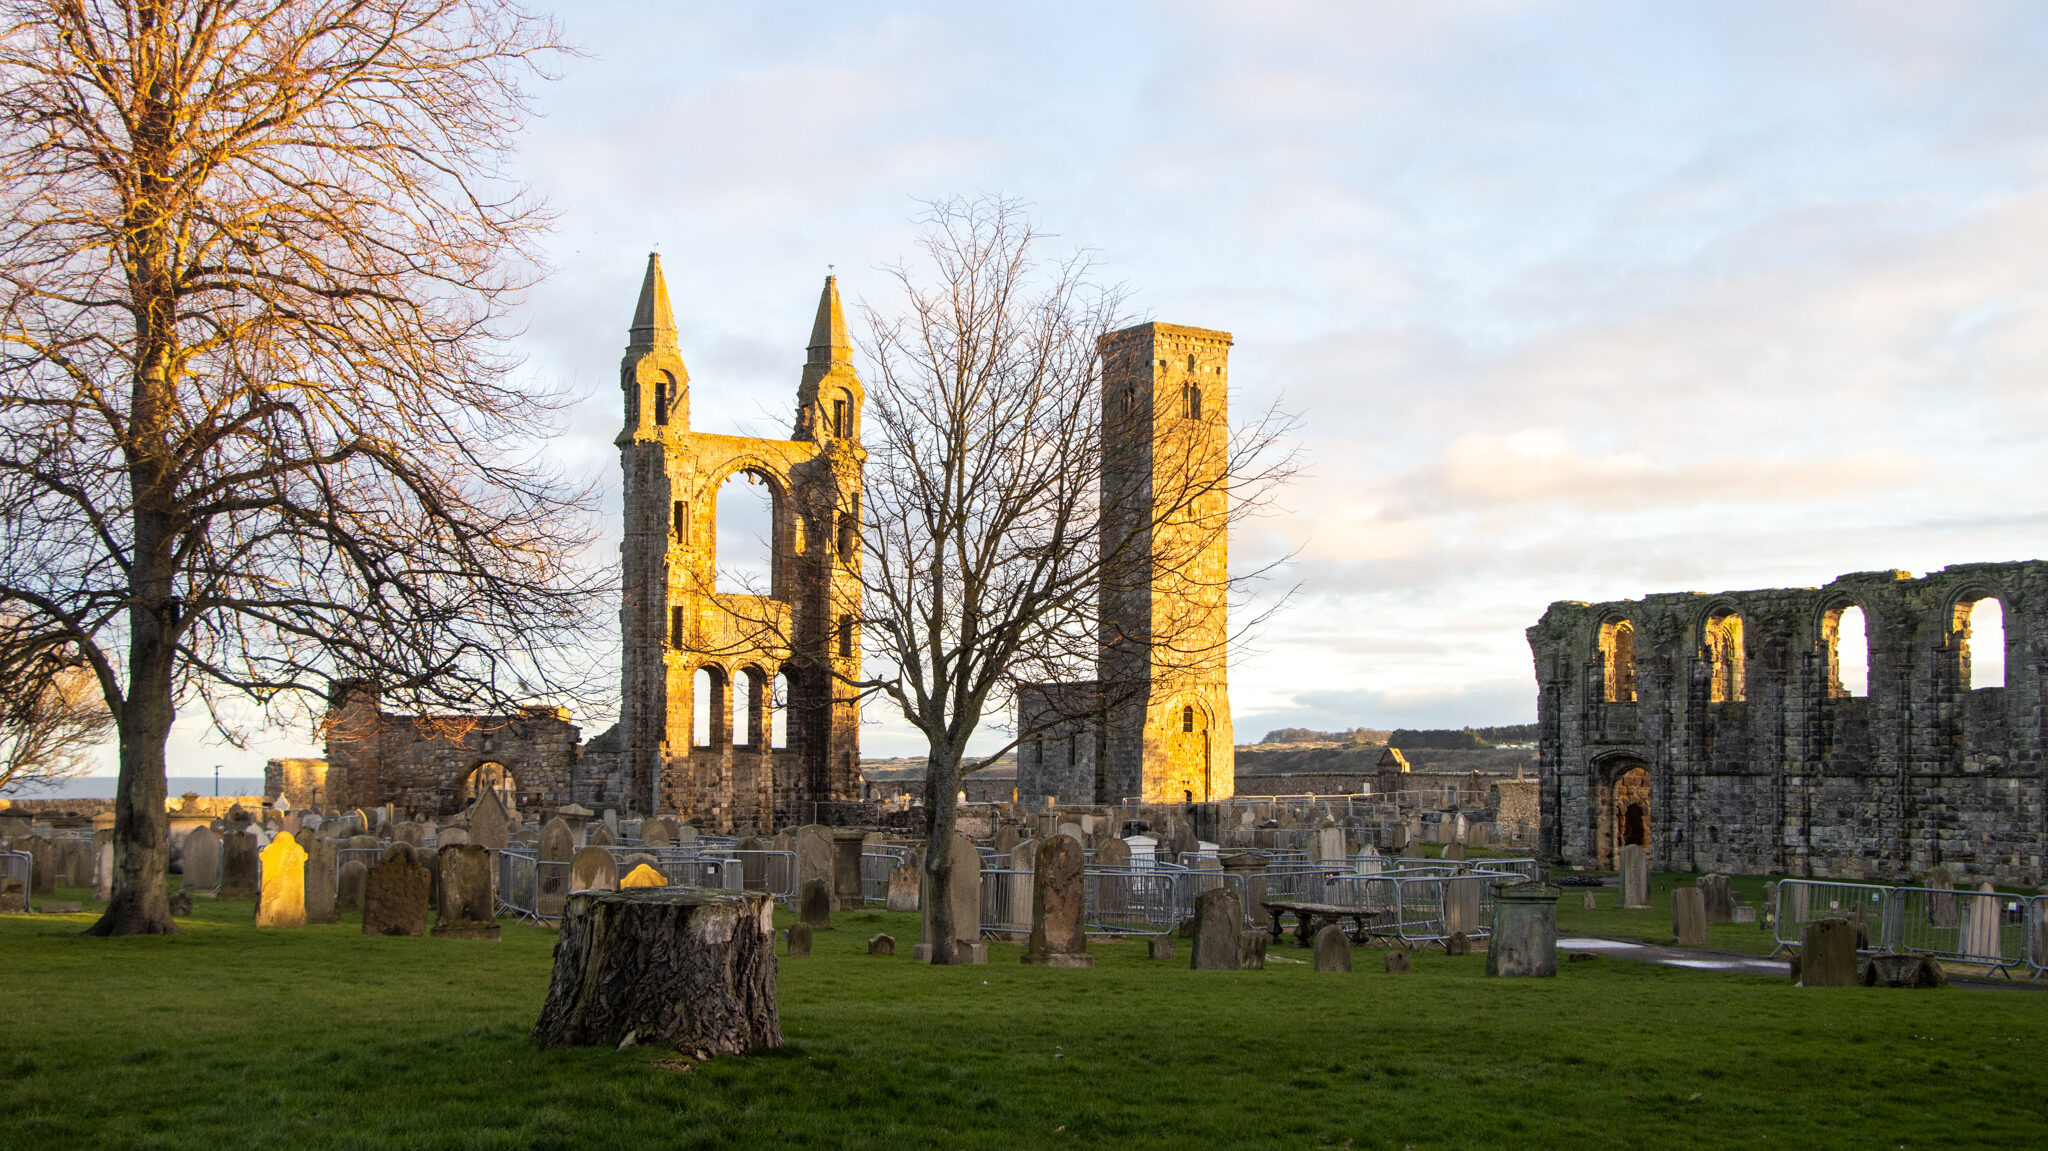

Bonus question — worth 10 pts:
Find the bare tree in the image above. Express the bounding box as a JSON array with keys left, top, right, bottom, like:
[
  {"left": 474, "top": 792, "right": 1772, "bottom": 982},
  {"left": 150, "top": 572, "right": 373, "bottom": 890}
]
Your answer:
[
  {"left": 0, "top": 619, "right": 114, "bottom": 794},
  {"left": 0, "top": 0, "right": 600, "bottom": 935},
  {"left": 842, "top": 197, "right": 1297, "bottom": 963}
]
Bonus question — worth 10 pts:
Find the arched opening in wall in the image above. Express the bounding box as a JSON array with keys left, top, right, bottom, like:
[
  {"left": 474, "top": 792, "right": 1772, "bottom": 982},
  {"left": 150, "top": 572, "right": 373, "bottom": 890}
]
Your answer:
[
  {"left": 831, "top": 390, "right": 852, "bottom": 438},
  {"left": 1827, "top": 604, "right": 1870, "bottom": 698},
  {"left": 693, "top": 666, "right": 726, "bottom": 748},
  {"left": 1599, "top": 619, "right": 1636, "bottom": 702},
  {"left": 466, "top": 762, "right": 516, "bottom": 804},
  {"left": 773, "top": 669, "right": 795, "bottom": 749},
  {"left": 1703, "top": 609, "right": 1745, "bottom": 702},
  {"left": 737, "top": 665, "right": 767, "bottom": 747},
  {"left": 715, "top": 470, "right": 778, "bottom": 595},
  {"left": 1182, "top": 383, "right": 1202, "bottom": 421},
  {"left": 1959, "top": 596, "right": 2006, "bottom": 690},
  {"left": 1593, "top": 757, "right": 1651, "bottom": 869}
]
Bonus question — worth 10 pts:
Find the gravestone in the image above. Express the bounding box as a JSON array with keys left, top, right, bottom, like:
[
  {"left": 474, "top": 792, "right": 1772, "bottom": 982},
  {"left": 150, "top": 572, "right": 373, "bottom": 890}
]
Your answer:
[
  {"left": 1239, "top": 929, "right": 1269, "bottom": 969},
  {"left": 219, "top": 829, "right": 259, "bottom": 900},
  {"left": 336, "top": 859, "right": 368, "bottom": 910},
  {"left": 1441, "top": 842, "right": 1467, "bottom": 862},
  {"left": 884, "top": 863, "right": 920, "bottom": 912},
  {"left": 570, "top": 846, "right": 618, "bottom": 893},
  {"left": 1056, "top": 821, "right": 1086, "bottom": 847},
  {"left": 1617, "top": 844, "right": 1650, "bottom": 909},
  {"left": 1672, "top": 887, "right": 1709, "bottom": 946},
  {"left": 1022, "top": 834, "right": 1091, "bottom": 967},
  {"left": 1148, "top": 933, "right": 1176, "bottom": 961},
  {"left": 20, "top": 836, "right": 53, "bottom": 896},
  {"left": 93, "top": 830, "right": 112, "bottom": 901},
  {"left": 363, "top": 853, "right": 430, "bottom": 936},
  {"left": 1095, "top": 837, "right": 1131, "bottom": 868},
  {"left": 589, "top": 822, "right": 617, "bottom": 848},
  {"left": 868, "top": 933, "right": 895, "bottom": 956},
  {"left": 914, "top": 832, "right": 985, "bottom": 963},
  {"left": 1314, "top": 826, "right": 1346, "bottom": 866},
  {"left": 165, "top": 892, "right": 190, "bottom": 916},
  {"left": 1699, "top": 874, "right": 1733, "bottom": 925},
  {"left": 467, "top": 788, "right": 514, "bottom": 852},
  {"left": 794, "top": 825, "right": 834, "bottom": 909},
  {"left": 254, "top": 833, "right": 309, "bottom": 927},
  {"left": 1799, "top": 918, "right": 1858, "bottom": 986},
  {"left": 640, "top": 816, "right": 674, "bottom": 849},
  {"left": 1398, "top": 840, "right": 1426, "bottom": 860},
  {"left": 1312, "top": 924, "right": 1351, "bottom": 972},
  {"left": 431, "top": 843, "right": 500, "bottom": 940},
  {"left": 1443, "top": 875, "right": 1484, "bottom": 936},
  {"left": 1486, "top": 881, "right": 1560, "bottom": 977},
  {"left": 1863, "top": 953, "right": 1947, "bottom": 988},
  {"left": 1925, "top": 866, "right": 1957, "bottom": 929},
  {"left": 994, "top": 825, "right": 1021, "bottom": 856},
  {"left": 1762, "top": 880, "right": 1780, "bottom": 930},
  {"left": 1581, "top": 891, "right": 1597, "bottom": 910},
  {"left": 787, "top": 922, "right": 813, "bottom": 957},
  {"left": 736, "top": 836, "right": 767, "bottom": 889},
  {"left": 393, "top": 821, "right": 426, "bottom": 849},
  {"left": 0, "top": 878, "right": 23, "bottom": 914},
  {"left": 1385, "top": 951, "right": 1411, "bottom": 974},
  {"left": 620, "top": 863, "right": 667, "bottom": 889},
  {"left": 832, "top": 829, "right": 866, "bottom": 910},
  {"left": 381, "top": 841, "right": 420, "bottom": 866},
  {"left": 302, "top": 835, "right": 338, "bottom": 924},
  {"left": 346, "top": 833, "right": 379, "bottom": 851},
  {"left": 1733, "top": 906, "right": 1757, "bottom": 924},
  {"left": 183, "top": 826, "right": 222, "bottom": 895},
  {"left": 1444, "top": 931, "right": 1473, "bottom": 956},
  {"left": 59, "top": 837, "right": 92, "bottom": 887},
  {"left": 1190, "top": 886, "right": 1246, "bottom": 971},
  {"left": 1960, "top": 881, "right": 2002, "bottom": 960},
  {"left": 1000, "top": 837, "right": 1039, "bottom": 939},
  {"left": 800, "top": 879, "right": 833, "bottom": 929},
  {"left": 556, "top": 803, "right": 594, "bottom": 847},
  {"left": 538, "top": 817, "right": 575, "bottom": 918}
]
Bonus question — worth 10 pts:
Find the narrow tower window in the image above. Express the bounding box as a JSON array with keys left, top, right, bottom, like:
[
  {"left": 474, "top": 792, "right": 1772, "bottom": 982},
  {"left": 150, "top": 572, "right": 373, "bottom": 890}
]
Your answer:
[
  {"left": 832, "top": 395, "right": 850, "bottom": 438},
  {"left": 837, "top": 615, "right": 854, "bottom": 659},
  {"left": 1182, "top": 705, "right": 1195, "bottom": 732},
  {"left": 654, "top": 377, "right": 670, "bottom": 426},
  {"left": 673, "top": 500, "right": 688, "bottom": 540},
  {"left": 670, "top": 605, "right": 685, "bottom": 647},
  {"left": 1187, "top": 353, "right": 1197, "bottom": 371},
  {"left": 1182, "top": 384, "right": 1202, "bottom": 421}
]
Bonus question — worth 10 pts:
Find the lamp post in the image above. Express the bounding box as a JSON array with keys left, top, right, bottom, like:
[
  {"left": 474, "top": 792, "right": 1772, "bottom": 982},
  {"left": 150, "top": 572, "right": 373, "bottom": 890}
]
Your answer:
[{"left": 214, "top": 764, "right": 221, "bottom": 798}]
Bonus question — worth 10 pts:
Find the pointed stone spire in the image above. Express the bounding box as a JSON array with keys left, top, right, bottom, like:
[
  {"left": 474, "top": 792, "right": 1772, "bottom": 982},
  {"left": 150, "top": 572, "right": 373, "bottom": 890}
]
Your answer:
[
  {"left": 806, "top": 275, "right": 851, "bottom": 369},
  {"left": 629, "top": 252, "right": 677, "bottom": 349}
]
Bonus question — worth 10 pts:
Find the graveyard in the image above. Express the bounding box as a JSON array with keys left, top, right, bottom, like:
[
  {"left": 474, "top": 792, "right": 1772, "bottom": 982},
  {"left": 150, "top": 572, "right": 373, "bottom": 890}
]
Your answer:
[{"left": 3, "top": 862, "right": 2046, "bottom": 1150}]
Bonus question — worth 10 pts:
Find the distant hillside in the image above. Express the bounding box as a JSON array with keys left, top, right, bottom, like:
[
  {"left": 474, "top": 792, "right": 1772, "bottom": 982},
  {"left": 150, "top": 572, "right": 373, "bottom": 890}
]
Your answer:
[{"left": 1258, "top": 724, "right": 1539, "bottom": 750}]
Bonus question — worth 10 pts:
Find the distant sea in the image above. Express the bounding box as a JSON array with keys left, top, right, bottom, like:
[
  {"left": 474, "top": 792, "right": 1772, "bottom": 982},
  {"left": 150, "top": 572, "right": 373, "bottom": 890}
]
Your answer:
[{"left": 5, "top": 775, "right": 268, "bottom": 800}]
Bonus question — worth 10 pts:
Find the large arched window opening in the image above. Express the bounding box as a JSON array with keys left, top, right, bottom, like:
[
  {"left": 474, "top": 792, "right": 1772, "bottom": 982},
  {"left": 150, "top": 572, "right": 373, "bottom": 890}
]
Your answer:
[
  {"left": 693, "top": 666, "right": 726, "bottom": 747},
  {"left": 466, "top": 762, "right": 516, "bottom": 804},
  {"left": 737, "top": 665, "right": 767, "bottom": 748},
  {"left": 1959, "top": 596, "right": 2006, "bottom": 690},
  {"left": 773, "top": 669, "right": 795, "bottom": 750},
  {"left": 715, "top": 470, "right": 777, "bottom": 595},
  {"left": 1704, "top": 609, "right": 1745, "bottom": 703},
  {"left": 1600, "top": 619, "right": 1636, "bottom": 703},
  {"left": 1827, "top": 604, "right": 1869, "bottom": 698}
]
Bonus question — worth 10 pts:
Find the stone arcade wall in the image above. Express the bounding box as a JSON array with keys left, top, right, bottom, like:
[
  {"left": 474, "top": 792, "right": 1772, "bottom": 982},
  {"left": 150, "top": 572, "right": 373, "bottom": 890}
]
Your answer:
[
  {"left": 1529, "top": 562, "right": 2048, "bottom": 885},
  {"left": 321, "top": 686, "right": 581, "bottom": 817}
]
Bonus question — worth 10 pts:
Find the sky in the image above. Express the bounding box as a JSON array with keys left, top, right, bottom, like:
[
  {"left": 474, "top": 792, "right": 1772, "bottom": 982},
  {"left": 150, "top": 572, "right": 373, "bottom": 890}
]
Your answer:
[{"left": 103, "top": 0, "right": 2048, "bottom": 776}]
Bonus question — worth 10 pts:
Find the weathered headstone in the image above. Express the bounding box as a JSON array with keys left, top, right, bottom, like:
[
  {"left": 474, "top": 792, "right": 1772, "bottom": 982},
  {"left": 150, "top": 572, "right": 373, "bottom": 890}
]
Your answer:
[
  {"left": 0, "top": 878, "right": 23, "bottom": 914},
  {"left": 431, "top": 843, "right": 500, "bottom": 939},
  {"left": 736, "top": 835, "right": 767, "bottom": 888},
  {"left": 182, "top": 826, "right": 222, "bottom": 895},
  {"left": 800, "top": 878, "right": 833, "bottom": 929},
  {"left": 1672, "top": 887, "right": 1709, "bottom": 946},
  {"left": 363, "top": 853, "right": 430, "bottom": 936},
  {"left": 588, "top": 822, "right": 617, "bottom": 848},
  {"left": 1581, "top": 891, "right": 1597, "bottom": 910},
  {"left": 1925, "top": 866, "right": 1957, "bottom": 929},
  {"left": 993, "top": 825, "right": 1021, "bottom": 856},
  {"left": 392, "top": 821, "right": 426, "bottom": 849},
  {"left": 570, "top": 846, "right": 618, "bottom": 893},
  {"left": 1733, "top": 906, "right": 1757, "bottom": 924},
  {"left": 1239, "top": 928, "right": 1269, "bottom": 969},
  {"left": 1444, "top": 875, "right": 1484, "bottom": 936},
  {"left": 1398, "top": 840, "right": 1426, "bottom": 860},
  {"left": 787, "top": 921, "right": 813, "bottom": 957},
  {"left": 1314, "top": 826, "right": 1347, "bottom": 866},
  {"left": 832, "top": 829, "right": 865, "bottom": 910},
  {"left": 915, "top": 832, "right": 985, "bottom": 963},
  {"left": 1148, "top": 933, "right": 1176, "bottom": 961},
  {"left": 1486, "top": 881, "right": 1560, "bottom": 977},
  {"left": 1190, "top": 886, "right": 1247, "bottom": 971},
  {"left": 20, "top": 835, "right": 53, "bottom": 896},
  {"left": 538, "top": 817, "right": 575, "bottom": 918},
  {"left": 1960, "top": 881, "right": 2002, "bottom": 960},
  {"left": 166, "top": 891, "right": 191, "bottom": 916},
  {"left": 1313, "top": 923, "right": 1351, "bottom": 972},
  {"left": 301, "top": 835, "right": 338, "bottom": 924},
  {"left": 1095, "top": 837, "right": 1132, "bottom": 868},
  {"left": 219, "top": 829, "right": 259, "bottom": 900},
  {"left": 336, "top": 858, "right": 368, "bottom": 910},
  {"left": 1699, "top": 873, "right": 1733, "bottom": 925},
  {"left": 620, "top": 863, "right": 667, "bottom": 889},
  {"left": 1022, "top": 834, "right": 1091, "bottom": 967},
  {"left": 1384, "top": 950, "right": 1411, "bottom": 974},
  {"left": 794, "top": 825, "right": 834, "bottom": 909},
  {"left": 884, "top": 863, "right": 920, "bottom": 912},
  {"left": 868, "top": 933, "right": 895, "bottom": 956},
  {"left": 254, "top": 833, "right": 309, "bottom": 927},
  {"left": 93, "top": 829, "right": 113, "bottom": 900},
  {"left": 1441, "top": 842, "right": 1467, "bottom": 862},
  {"left": 1444, "top": 931, "right": 1473, "bottom": 956},
  {"left": 1799, "top": 918, "right": 1858, "bottom": 986},
  {"left": 467, "top": 788, "right": 514, "bottom": 852},
  {"left": 1617, "top": 844, "right": 1649, "bottom": 909}
]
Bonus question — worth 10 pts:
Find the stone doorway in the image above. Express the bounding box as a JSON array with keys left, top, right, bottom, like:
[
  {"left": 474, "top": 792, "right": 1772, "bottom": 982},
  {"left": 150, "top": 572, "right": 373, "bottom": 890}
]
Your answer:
[{"left": 1594, "top": 758, "right": 1651, "bottom": 869}]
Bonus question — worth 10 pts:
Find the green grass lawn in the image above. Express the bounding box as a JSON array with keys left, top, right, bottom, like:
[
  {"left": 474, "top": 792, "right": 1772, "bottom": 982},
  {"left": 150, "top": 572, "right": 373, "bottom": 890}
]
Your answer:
[{"left": 4, "top": 880, "right": 2046, "bottom": 1150}]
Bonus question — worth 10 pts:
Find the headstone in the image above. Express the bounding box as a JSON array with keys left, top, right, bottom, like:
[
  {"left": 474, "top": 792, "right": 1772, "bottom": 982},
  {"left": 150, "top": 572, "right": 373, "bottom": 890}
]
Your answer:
[
  {"left": 336, "top": 859, "right": 368, "bottom": 910},
  {"left": 914, "top": 832, "right": 985, "bottom": 963},
  {"left": 1698, "top": 873, "right": 1733, "bottom": 925},
  {"left": 59, "top": 837, "right": 91, "bottom": 887},
  {"left": 1443, "top": 931, "right": 1473, "bottom": 956},
  {"left": 1960, "top": 881, "right": 2002, "bottom": 960},
  {"left": 93, "top": 830, "right": 113, "bottom": 900},
  {"left": 1617, "top": 844, "right": 1649, "bottom": 909},
  {"left": 1581, "top": 891, "right": 1597, "bottom": 910},
  {"left": 639, "top": 815, "right": 674, "bottom": 849},
  {"left": 537, "top": 817, "right": 575, "bottom": 917},
  {"left": 1486, "top": 881, "right": 1560, "bottom": 977},
  {"left": 393, "top": 821, "right": 426, "bottom": 849},
  {"left": 380, "top": 841, "right": 420, "bottom": 866},
  {"left": 0, "top": 879, "right": 23, "bottom": 914},
  {"left": 1384, "top": 951, "right": 1411, "bottom": 974},
  {"left": 868, "top": 932, "right": 895, "bottom": 956},
  {"left": 794, "top": 825, "right": 834, "bottom": 909},
  {"left": 1314, "top": 826, "right": 1347, "bottom": 866},
  {"left": 20, "top": 835, "right": 53, "bottom": 896},
  {"left": 218, "top": 829, "right": 259, "bottom": 900},
  {"left": 362, "top": 853, "right": 430, "bottom": 936},
  {"left": 993, "top": 826, "right": 1021, "bottom": 856},
  {"left": 588, "top": 822, "right": 616, "bottom": 848},
  {"left": 1672, "top": 887, "right": 1708, "bottom": 946},
  {"left": 734, "top": 835, "right": 767, "bottom": 889},
  {"left": 1441, "top": 842, "right": 1466, "bottom": 862},
  {"left": 1313, "top": 924, "right": 1352, "bottom": 972},
  {"left": 254, "top": 833, "right": 309, "bottom": 927},
  {"left": 673, "top": 823, "right": 699, "bottom": 846},
  {"left": 1443, "top": 875, "right": 1484, "bottom": 936},
  {"left": 431, "top": 843, "right": 500, "bottom": 939},
  {"left": 832, "top": 829, "right": 865, "bottom": 910},
  {"left": 166, "top": 892, "right": 191, "bottom": 916},
  {"left": 1239, "top": 928, "right": 1269, "bottom": 969},
  {"left": 800, "top": 878, "right": 833, "bottom": 929},
  {"left": 1148, "top": 933, "right": 1176, "bottom": 961},
  {"left": 1799, "top": 918, "right": 1859, "bottom": 986},
  {"left": 466, "top": 788, "right": 514, "bottom": 852},
  {"left": 1190, "top": 886, "right": 1246, "bottom": 971},
  {"left": 569, "top": 846, "right": 618, "bottom": 893},
  {"left": 883, "top": 863, "right": 920, "bottom": 912},
  {"left": 620, "top": 863, "right": 667, "bottom": 889},
  {"left": 302, "top": 835, "right": 338, "bottom": 924},
  {"left": 787, "top": 921, "right": 813, "bottom": 957},
  {"left": 346, "top": 833, "right": 378, "bottom": 851},
  {"left": 1734, "top": 906, "right": 1757, "bottom": 924},
  {"left": 1022, "top": 834, "right": 1091, "bottom": 967},
  {"left": 1863, "top": 953, "right": 1947, "bottom": 988},
  {"left": 182, "top": 826, "right": 222, "bottom": 895},
  {"left": 1925, "top": 866, "right": 1957, "bottom": 929},
  {"left": 1398, "top": 840, "right": 1426, "bottom": 860}
]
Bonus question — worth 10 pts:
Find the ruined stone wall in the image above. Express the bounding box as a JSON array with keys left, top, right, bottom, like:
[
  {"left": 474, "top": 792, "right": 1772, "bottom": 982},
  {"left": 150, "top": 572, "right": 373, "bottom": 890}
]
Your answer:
[
  {"left": 264, "top": 757, "right": 330, "bottom": 809},
  {"left": 322, "top": 687, "right": 580, "bottom": 817},
  {"left": 1529, "top": 562, "right": 2048, "bottom": 885}
]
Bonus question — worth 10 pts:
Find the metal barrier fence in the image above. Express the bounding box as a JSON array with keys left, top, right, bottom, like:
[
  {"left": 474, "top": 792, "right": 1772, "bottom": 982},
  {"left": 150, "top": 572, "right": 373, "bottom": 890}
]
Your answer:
[
  {"left": 979, "top": 865, "right": 1247, "bottom": 938},
  {"left": 1314, "top": 872, "right": 1497, "bottom": 948},
  {"left": 862, "top": 847, "right": 914, "bottom": 904},
  {"left": 1, "top": 849, "right": 29, "bottom": 899},
  {"left": 1774, "top": 878, "right": 2042, "bottom": 975}
]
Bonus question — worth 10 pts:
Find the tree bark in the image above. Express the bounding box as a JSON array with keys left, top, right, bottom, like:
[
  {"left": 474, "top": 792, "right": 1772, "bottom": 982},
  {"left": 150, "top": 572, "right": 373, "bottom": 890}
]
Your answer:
[
  {"left": 531, "top": 887, "right": 782, "bottom": 1053},
  {"left": 922, "top": 744, "right": 962, "bottom": 964}
]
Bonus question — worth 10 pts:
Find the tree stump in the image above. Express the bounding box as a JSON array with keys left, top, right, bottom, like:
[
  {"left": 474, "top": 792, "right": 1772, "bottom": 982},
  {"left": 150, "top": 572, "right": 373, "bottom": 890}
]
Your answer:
[{"left": 531, "top": 887, "right": 782, "bottom": 1053}]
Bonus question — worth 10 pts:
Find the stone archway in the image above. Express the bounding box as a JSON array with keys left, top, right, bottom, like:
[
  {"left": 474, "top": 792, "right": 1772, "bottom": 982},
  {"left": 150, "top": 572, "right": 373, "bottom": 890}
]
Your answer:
[
  {"left": 1592, "top": 756, "right": 1651, "bottom": 869},
  {"left": 466, "top": 761, "right": 517, "bottom": 805}
]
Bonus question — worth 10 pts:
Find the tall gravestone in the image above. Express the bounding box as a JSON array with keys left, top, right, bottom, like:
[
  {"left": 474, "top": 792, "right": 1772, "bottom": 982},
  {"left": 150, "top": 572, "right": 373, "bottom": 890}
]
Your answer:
[
  {"left": 589, "top": 822, "right": 617, "bottom": 848},
  {"left": 337, "top": 859, "right": 368, "bottom": 910},
  {"left": 1486, "top": 881, "right": 1560, "bottom": 977},
  {"left": 1443, "top": 874, "right": 1484, "bottom": 937},
  {"left": 799, "top": 879, "right": 833, "bottom": 929},
  {"left": 1313, "top": 924, "right": 1352, "bottom": 972},
  {"left": 431, "top": 843, "right": 500, "bottom": 940},
  {"left": 254, "top": 833, "right": 309, "bottom": 927},
  {"left": 21, "top": 836, "right": 53, "bottom": 896},
  {"left": 1002, "top": 838, "right": 1039, "bottom": 939},
  {"left": 735, "top": 836, "right": 767, "bottom": 889},
  {"left": 364, "top": 852, "right": 430, "bottom": 936},
  {"left": 1960, "top": 881, "right": 2002, "bottom": 960},
  {"left": 639, "top": 817, "right": 674, "bottom": 849},
  {"left": 1617, "top": 844, "right": 1650, "bottom": 909},
  {"left": 1672, "top": 887, "right": 1709, "bottom": 946},
  {"left": 832, "top": 829, "right": 866, "bottom": 910},
  {"left": 182, "top": 826, "right": 222, "bottom": 895},
  {"left": 467, "top": 789, "right": 514, "bottom": 852},
  {"left": 794, "top": 825, "right": 834, "bottom": 910},
  {"left": 1022, "top": 834, "right": 1091, "bottom": 967},
  {"left": 1699, "top": 874, "right": 1734, "bottom": 925},
  {"left": 93, "top": 828, "right": 113, "bottom": 901},
  {"left": 304, "top": 835, "right": 339, "bottom": 924},
  {"left": 570, "top": 846, "right": 618, "bottom": 893},
  {"left": 218, "top": 829, "right": 259, "bottom": 901},
  {"left": 1189, "top": 886, "right": 1246, "bottom": 971},
  {"left": 538, "top": 817, "right": 575, "bottom": 918},
  {"left": 915, "top": 832, "right": 985, "bottom": 963}
]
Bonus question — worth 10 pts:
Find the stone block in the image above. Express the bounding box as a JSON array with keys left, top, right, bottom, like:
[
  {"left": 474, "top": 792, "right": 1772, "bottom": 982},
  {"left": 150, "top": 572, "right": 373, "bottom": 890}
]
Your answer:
[
  {"left": 1799, "top": 918, "right": 1859, "bottom": 987},
  {"left": 1148, "top": 933, "right": 1176, "bottom": 961}
]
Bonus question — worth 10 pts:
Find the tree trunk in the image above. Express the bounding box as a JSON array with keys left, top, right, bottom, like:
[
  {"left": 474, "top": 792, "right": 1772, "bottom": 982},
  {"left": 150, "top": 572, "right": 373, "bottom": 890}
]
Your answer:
[
  {"left": 922, "top": 745, "right": 962, "bottom": 963},
  {"left": 85, "top": 654, "right": 175, "bottom": 936},
  {"left": 531, "top": 887, "right": 782, "bottom": 1053}
]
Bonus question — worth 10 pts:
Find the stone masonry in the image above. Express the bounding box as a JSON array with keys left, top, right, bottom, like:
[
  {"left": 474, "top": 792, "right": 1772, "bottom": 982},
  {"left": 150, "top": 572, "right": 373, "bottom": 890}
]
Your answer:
[
  {"left": 1529, "top": 562, "right": 2048, "bottom": 885},
  {"left": 320, "top": 684, "right": 580, "bottom": 816}
]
